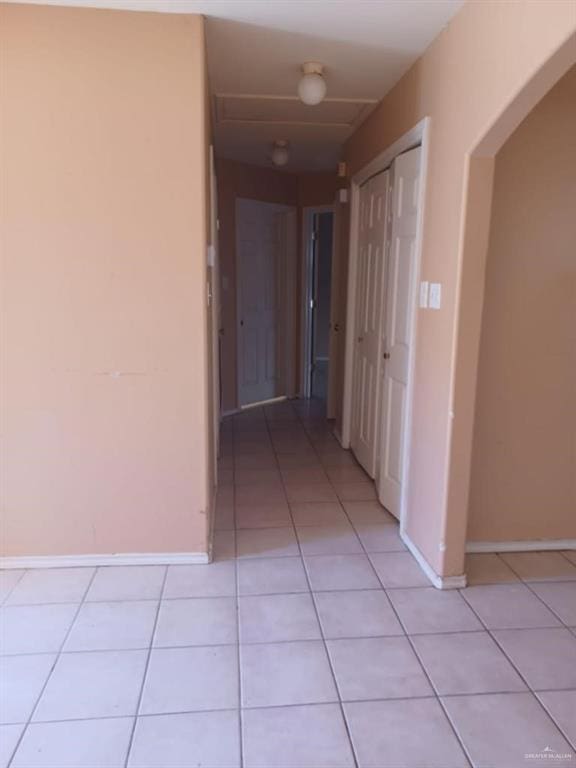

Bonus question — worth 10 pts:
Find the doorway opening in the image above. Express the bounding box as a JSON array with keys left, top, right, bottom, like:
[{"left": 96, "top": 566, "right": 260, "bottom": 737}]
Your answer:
[
  {"left": 236, "top": 197, "right": 297, "bottom": 409},
  {"left": 302, "top": 206, "right": 337, "bottom": 413}
]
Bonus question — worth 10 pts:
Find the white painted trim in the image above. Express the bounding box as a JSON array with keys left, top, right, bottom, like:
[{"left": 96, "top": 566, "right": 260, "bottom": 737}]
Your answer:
[
  {"left": 0, "top": 552, "right": 210, "bottom": 569},
  {"left": 394, "top": 132, "right": 430, "bottom": 533},
  {"left": 240, "top": 395, "right": 287, "bottom": 410},
  {"left": 341, "top": 180, "right": 360, "bottom": 449},
  {"left": 467, "top": 540, "right": 576, "bottom": 553},
  {"left": 333, "top": 428, "right": 345, "bottom": 448},
  {"left": 209, "top": 145, "right": 221, "bottom": 480},
  {"left": 401, "top": 528, "right": 467, "bottom": 589}
]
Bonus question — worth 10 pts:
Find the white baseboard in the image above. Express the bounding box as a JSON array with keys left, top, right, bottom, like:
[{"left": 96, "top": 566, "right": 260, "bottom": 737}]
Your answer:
[
  {"left": 467, "top": 539, "right": 576, "bottom": 554},
  {"left": 207, "top": 485, "right": 217, "bottom": 564},
  {"left": 333, "top": 429, "right": 346, "bottom": 449},
  {"left": 0, "top": 552, "right": 210, "bottom": 569},
  {"left": 241, "top": 395, "right": 288, "bottom": 410},
  {"left": 400, "top": 529, "right": 467, "bottom": 589}
]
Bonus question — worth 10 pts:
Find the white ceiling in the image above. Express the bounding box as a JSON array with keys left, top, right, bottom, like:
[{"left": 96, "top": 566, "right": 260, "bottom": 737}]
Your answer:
[{"left": 6, "top": 0, "right": 465, "bottom": 171}]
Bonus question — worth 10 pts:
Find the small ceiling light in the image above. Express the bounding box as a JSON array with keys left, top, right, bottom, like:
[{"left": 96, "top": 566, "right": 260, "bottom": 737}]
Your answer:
[
  {"left": 298, "top": 62, "right": 327, "bottom": 106},
  {"left": 271, "top": 140, "right": 289, "bottom": 167}
]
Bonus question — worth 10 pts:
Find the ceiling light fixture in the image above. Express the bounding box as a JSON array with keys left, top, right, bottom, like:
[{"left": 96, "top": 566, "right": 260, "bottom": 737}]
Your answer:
[
  {"left": 298, "top": 62, "right": 327, "bottom": 106},
  {"left": 271, "top": 140, "right": 289, "bottom": 167}
]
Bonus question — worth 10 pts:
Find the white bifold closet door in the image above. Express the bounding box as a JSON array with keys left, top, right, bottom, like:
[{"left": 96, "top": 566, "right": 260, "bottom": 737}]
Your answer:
[
  {"left": 377, "top": 146, "right": 422, "bottom": 518},
  {"left": 350, "top": 169, "right": 390, "bottom": 476}
]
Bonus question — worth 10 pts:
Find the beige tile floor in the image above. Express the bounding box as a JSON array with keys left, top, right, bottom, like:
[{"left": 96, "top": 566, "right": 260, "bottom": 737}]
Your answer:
[{"left": 1, "top": 399, "right": 575, "bottom": 767}]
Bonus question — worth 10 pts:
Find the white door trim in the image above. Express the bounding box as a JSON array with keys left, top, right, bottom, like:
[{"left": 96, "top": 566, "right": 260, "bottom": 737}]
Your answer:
[
  {"left": 342, "top": 118, "right": 431, "bottom": 536},
  {"left": 300, "top": 205, "right": 335, "bottom": 400},
  {"left": 209, "top": 145, "right": 220, "bottom": 484}
]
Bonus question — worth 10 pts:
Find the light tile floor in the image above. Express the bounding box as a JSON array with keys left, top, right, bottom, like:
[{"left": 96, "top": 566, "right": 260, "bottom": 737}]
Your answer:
[{"left": 1, "top": 399, "right": 575, "bottom": 767}]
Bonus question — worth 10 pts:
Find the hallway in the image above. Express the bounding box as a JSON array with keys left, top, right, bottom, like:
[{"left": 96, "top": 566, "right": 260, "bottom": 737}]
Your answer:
[{"left": 1, "top": 400, "right": 575, "bottom": 766}]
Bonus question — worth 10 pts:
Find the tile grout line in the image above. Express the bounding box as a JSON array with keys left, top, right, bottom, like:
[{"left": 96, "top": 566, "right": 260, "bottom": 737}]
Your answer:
[
  {"left": 269, "top": 401, "right": 361, "bottom": 768},
  {"left": 493, "top": 552, "right": 576, "bottom": 631},
  {"left": 458, "top": 581, "right": 576, "bottom": 753},
  {"left": 559, "top": 550, "right": 576, "bottom": 567},
  {"left": 0, "top": 569, "right": 27, "bottom": 608},
  {"left": 122, "top": 564, "right": 169, "bottom": 768},
  {"left": 480, "top": 555, "right": 576, "bottom": 752},
  {"left": 8, "top": 624, "right": 576, "bottom": 659},
  {"left": 309, "top": 415, "right": 478, "bottom": 767},
  {"left": 5, "top": 687, "right": 576, "bottom": 729},
  {"left": 232, "top": 416, "right": 245, "bottom": 768},
  {"left": 4, "top": 572, "right": 576, "bottom": 608},
  {"left": 222, "top": 403, "right": 575, "bottom": 762},
  {"left": 337, "top": 484, "right": 476, "bottom": 768},
  {"left": 11, "top": 624, "right": 576, "bottom": 660},
  {"left": 296, "top": 403, "right": 474, "bottom": 765},
  {"left": 6, "top": 566, "right": 99, "bottom": 768}
]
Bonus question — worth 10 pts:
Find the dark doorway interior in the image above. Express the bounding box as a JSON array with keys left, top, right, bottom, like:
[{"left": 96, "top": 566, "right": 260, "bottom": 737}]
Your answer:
[{"left": 310, "top": 212, "right": 333, "bottom": 400}]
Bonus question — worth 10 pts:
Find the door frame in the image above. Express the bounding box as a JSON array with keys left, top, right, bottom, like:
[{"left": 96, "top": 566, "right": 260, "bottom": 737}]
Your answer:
[
  {"left": 208, "top": 145, "right": 220, "bottom": 483},
  {"left": 235, "top": 197, "right": 297, "bottom": 409},
  {"left": 341, "top": 117, "right": 430, "bottom": 531},
  {"left": 301, "top": 204, "right": 337, "bottom": 413}
]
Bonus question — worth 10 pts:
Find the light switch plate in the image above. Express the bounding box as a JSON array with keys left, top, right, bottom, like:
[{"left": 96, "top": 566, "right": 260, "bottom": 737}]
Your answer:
[
  {"left": 429, "top": 282, "right": 442, "bottom": 310},
  {"left": 419, "top": 281, "right": 429, "bottom": 308}
]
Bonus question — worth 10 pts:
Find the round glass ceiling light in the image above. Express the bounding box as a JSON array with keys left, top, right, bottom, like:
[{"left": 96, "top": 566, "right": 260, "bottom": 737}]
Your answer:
[
  {"left": 298, "top": 62, "right": 327, "bottom": 106},
  {"left": 271, "top": 140, "right": 289, "bottom": 167}
]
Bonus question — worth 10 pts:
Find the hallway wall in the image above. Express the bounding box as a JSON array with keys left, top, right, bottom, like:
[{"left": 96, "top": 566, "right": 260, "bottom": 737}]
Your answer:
[
  {"left": 0, "top": 4, "right": 212, "bottom": 559},
  {"left": 340, "top": 0, "right": 576, "bottom": 578},
  {"left": 217, "top": 160, "right": 337, "bottom": 412},
  {"left": 468, "top": 65, "right": 576, "bottom": 544}
]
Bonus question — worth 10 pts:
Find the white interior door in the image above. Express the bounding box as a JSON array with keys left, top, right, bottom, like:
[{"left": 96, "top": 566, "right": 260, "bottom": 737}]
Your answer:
[
  {"left": 350, "top": 170, "right": 390, "bottom": 476},
  {"left": 236, "top": 198, "right": 290, "bottom": 407},
  {"left": 377, "top": 146, "right": 422, "bottom": 517}
]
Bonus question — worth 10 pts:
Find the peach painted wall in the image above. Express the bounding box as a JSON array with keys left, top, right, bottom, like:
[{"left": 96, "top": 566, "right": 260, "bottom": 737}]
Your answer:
[
  {"left": 0, "top": 4, "right": 212, "bottom": 558},
  {"left": 467, "top": 65, "right": 576, "bottom": 543},
  {"left": 216, "top": 160, "right": 337, "bottom": 412},
  {"left": 341, "top": 0, "right": 576, "bottom": 576}
]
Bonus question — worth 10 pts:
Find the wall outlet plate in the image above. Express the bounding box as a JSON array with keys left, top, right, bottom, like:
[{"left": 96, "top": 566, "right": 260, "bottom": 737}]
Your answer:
[
  {"left": 429, "top": 282, "right": 442, "bottom": 310},
  {"left": 419, "top": 281, "right": 429, "bottom": 308}
]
